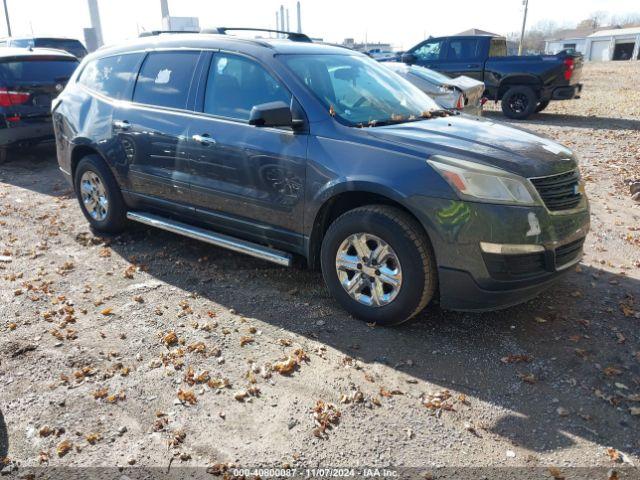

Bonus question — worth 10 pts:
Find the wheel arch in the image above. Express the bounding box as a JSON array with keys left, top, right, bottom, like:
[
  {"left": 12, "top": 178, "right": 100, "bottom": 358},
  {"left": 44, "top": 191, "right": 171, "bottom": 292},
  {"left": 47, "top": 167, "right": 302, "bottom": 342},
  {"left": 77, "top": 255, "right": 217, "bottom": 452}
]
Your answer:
[
  {"left": 69, "top": 142, "right": 108, "bottom": 184},
  {"left": 497, "top": 75, "right": 543, "bottom": 99},
  {"left": 306, "top": 183, "right": 434, "bottom": 271}
]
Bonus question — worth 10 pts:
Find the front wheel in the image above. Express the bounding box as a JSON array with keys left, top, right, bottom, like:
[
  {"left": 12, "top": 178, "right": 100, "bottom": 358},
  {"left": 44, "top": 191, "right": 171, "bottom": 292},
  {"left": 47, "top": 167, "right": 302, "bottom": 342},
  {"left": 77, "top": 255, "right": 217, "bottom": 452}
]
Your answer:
[
  {"left": 320, "top": 206, "right": 437, "bottom": 325},
  {"left": 501, "top": 86, "right": 538, "bottom": 120}
]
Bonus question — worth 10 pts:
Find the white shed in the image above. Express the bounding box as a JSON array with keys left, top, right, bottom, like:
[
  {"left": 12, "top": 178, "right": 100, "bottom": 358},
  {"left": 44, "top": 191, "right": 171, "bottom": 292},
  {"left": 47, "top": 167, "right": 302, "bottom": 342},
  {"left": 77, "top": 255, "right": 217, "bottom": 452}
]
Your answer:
[{"left": 584, "top": 27, "right": 640, "bottom": 61}]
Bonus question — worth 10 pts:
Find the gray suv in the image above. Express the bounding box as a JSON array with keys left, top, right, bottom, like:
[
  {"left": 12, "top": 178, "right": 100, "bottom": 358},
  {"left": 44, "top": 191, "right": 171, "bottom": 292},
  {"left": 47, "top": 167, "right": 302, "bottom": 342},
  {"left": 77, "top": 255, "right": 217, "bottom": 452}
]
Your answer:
[{"left": 52, "top": 30, "right": 590, "bottom": 325}]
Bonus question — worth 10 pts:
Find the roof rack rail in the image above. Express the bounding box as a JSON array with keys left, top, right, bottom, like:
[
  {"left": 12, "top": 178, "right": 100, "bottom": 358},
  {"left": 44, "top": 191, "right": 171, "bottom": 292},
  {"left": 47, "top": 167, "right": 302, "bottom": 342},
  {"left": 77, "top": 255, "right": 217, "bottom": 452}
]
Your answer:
[
  {"left": 201, "top": 27, "right": 312, "bottom": 43},
  {"left": 139, "top": 30, "right": 199, "bottom": 38}
]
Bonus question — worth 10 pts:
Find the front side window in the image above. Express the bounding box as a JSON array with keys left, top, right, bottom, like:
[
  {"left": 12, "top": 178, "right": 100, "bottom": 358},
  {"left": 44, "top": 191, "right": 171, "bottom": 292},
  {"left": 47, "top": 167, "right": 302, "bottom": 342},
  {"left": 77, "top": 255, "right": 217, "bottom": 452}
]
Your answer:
[
  {"left": 283, "top": 54, "right": 439, "bottom": 127},
  {"left": 79, "top": 53, "right": 143, "bottom": 99},
  {"left": 133, "top": 51, "right": 200, "bottom": 109},
  {"left": 446, "top": 39, "right": 480, "bottom": 61},
  {"left": 203, "top": 53, "right": 291, "bottom": 121},
  {"left": 413, "top": 40, "right": 445, "bottom": 62}
]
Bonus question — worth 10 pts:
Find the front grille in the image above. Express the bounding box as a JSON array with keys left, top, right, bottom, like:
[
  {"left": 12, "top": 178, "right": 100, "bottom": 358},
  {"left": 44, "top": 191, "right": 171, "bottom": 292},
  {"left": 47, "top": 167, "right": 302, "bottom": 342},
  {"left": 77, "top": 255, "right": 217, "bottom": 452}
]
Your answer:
[
  {"left": 555, "top": 237, "right": 585, "bottom": 269},
  {"left": 482, "top": 251, "right": 547, "bottom": 281},
  {"left": 530, "top": 170, "right": 582, "bottom": 211}
]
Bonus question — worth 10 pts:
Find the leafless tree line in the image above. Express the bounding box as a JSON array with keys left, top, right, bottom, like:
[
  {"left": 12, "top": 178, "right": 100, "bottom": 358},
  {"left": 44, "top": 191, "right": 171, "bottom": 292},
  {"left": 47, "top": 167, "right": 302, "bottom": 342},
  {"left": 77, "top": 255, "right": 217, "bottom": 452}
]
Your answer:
[{"left": 507, "top": 11, "right": 640, "bottom": 53}]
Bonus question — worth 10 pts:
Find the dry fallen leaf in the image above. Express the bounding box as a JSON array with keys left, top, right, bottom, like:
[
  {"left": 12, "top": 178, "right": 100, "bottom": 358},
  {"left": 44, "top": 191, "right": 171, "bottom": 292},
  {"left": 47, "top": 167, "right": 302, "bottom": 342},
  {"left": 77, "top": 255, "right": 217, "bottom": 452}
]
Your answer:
[
  {"left": 547, "top": 466, "right": 565, "bottom": 480},
  {"left": 501, "top": 354, "right": 532, "bottom": 364},
  {"left": 163, "top": 331, "right": 178, "bottom": 347},
  {"left": 56, "top": 439, "right": 73, "bottom": 457},
  {"left": 606, "top": 447, "right": 621, "bottom": 462},
  {"left": 239, "top": 336, "right": 254, "bottom": 347},
  {"left": 177, "top": 388, "right": 197, "bottom": 405},
  {"left": 85, "top": 432, "right": 102, "bottom": 445},
  {"left": 100, "top": 307, "right": 113, "bottom": 316}
]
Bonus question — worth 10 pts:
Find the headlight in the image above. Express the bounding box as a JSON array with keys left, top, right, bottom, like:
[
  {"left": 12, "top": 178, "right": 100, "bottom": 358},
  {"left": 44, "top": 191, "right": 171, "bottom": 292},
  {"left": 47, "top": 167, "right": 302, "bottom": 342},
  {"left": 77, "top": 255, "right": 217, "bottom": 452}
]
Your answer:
[{"left": 428, "top": 155, "right": 539, "bottom": 206}]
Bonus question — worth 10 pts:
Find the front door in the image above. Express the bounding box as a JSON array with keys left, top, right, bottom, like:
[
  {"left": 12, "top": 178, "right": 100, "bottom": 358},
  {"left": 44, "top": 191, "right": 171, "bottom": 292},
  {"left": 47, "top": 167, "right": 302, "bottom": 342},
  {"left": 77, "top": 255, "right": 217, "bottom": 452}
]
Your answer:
[
  {"left": 409, "top": 38, "right": 447, "bottom": 71},
  {"left": 117, "top": 50, "right": 202, "bottom": 210},
  {"left": 187, "top": 52, "right": 307, "bottom": 250}
]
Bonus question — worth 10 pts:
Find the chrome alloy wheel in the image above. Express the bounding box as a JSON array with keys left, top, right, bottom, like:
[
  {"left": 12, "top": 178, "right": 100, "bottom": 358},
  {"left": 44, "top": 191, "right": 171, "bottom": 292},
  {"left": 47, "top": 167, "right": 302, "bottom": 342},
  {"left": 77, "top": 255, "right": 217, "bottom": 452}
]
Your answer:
[
  {"left": 335, "top": 233, "right": 402, "bottom": 307},
  {"left": 80, "top": 171, "right": 109, "bottom": 221}
]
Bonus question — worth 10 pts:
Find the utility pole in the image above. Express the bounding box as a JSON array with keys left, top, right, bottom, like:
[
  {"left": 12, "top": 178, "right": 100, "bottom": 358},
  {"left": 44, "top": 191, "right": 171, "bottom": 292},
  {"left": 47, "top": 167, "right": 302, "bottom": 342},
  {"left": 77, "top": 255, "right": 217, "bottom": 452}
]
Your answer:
[
  {"left": 2, "top": 0, "right": 11, "bottom": 37},
  {"left": 296, "top": 1, "right": 301, "bottom": 33},
  {"left": 518, "top": 0, "right": 529, "bottom": 56}
]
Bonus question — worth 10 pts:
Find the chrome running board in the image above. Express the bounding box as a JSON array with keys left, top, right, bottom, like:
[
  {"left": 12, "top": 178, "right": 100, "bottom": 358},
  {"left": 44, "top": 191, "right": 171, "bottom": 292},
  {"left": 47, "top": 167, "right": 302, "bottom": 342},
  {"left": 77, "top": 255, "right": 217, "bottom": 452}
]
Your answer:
[{"left": 126, "top": 211, "right": 293, "bottom": 267}]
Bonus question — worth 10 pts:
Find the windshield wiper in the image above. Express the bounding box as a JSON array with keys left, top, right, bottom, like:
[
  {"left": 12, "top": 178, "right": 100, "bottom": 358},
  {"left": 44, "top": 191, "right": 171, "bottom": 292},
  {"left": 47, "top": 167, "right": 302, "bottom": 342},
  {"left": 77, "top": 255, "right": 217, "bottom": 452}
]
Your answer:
[{"left": 356, "top": 109, "right": 457, "bottom": 128}]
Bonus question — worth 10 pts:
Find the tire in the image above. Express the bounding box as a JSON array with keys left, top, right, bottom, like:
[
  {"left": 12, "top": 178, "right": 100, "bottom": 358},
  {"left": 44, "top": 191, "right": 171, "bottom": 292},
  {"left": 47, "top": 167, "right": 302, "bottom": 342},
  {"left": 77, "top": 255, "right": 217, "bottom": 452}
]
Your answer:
[
  {"left": 0, "top": 149, "right": 7, "bottom": 165},
  {"left": 535, "top": 100, "right": 550, "bottom": 113},
  {"left": 74, "top": 154, "right": 127, "bottom": 233},
  {"left": 320, "top": 205, "right": 437, "bottom": 326},
  {"left": 501, "top": 86, "right": 538, "bottom": 120}
]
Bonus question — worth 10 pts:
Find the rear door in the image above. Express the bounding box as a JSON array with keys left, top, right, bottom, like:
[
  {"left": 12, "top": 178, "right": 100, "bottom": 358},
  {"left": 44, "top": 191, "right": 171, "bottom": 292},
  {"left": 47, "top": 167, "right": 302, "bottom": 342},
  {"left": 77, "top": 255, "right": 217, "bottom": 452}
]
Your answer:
[
  {"left": 186, "top": 51, "right": 308, "bottom": 250},
  {"left": 116, "top": 50, "right": 203, "bottom": 211},
  {"left": 0, "top": 55, "right": 78, "bottom": 129},
  {"left": 437, "top": 37, "right": 484, "bottom": 80}
]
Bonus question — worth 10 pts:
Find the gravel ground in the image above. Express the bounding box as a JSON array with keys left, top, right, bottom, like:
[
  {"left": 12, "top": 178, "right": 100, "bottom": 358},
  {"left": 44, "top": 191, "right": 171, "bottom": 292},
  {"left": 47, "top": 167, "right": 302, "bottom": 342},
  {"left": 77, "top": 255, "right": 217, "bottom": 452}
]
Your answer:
[{"left": 1, "top": 61, "right": 639, "bottom": 479}]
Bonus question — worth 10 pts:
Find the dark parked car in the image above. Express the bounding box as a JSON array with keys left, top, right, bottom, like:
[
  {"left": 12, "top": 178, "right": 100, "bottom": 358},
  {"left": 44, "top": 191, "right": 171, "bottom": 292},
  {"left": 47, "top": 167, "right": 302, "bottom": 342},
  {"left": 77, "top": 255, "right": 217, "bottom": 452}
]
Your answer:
[
  {"left": 400, "top": 35, "right": 583, "bottom": 119},
  {"left": 0, "top": 48, "right": 78, "bottom": 164},
  {"left": 53, "top": 31, "right": 589, "bottom": 324},
  {"left": 0, "top": 36, "right": 88, "bottom": 59}
]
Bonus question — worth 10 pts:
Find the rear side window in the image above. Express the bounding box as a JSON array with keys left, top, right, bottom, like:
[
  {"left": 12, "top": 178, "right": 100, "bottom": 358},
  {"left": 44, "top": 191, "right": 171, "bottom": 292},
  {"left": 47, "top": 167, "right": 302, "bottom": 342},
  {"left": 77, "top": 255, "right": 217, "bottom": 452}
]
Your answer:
[
  {"left": 203, "top": 54, "right": 291, "bottom": 121},
  {"left": 133, "top": 51, "right": 200, "bottom": 109},
  {"left": 79, "top": 53, "right": 143, "bottom": 99},
  {"left": 446, "top": 38, "right": 481, "bottom": 61},
  {"left": 489, "top": 39, "right": 508, "bottom": 57},
  {"left": 0, "top": 58, "right": 78, "bottom": 84}
]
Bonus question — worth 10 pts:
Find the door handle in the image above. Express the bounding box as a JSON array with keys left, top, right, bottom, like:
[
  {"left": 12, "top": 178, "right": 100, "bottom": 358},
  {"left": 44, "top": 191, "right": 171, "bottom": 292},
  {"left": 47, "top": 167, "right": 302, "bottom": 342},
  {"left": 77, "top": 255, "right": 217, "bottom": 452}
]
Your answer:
[
  {"left": 113, "top": 120, "right": 130, "bottom": 131},
  {"left": 466, "top": 64, "right": 480, "bottom": 68},
  {"left": 192, "top": 134, "right": 217, "bottom": 146}
]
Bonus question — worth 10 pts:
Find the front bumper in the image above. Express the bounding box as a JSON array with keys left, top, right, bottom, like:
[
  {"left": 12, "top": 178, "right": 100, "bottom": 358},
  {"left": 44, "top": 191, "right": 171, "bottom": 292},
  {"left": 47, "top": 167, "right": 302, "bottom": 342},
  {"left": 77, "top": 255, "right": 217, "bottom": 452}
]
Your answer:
[{"left": 407, "top": 196, "right": 590, "bottom": 311}]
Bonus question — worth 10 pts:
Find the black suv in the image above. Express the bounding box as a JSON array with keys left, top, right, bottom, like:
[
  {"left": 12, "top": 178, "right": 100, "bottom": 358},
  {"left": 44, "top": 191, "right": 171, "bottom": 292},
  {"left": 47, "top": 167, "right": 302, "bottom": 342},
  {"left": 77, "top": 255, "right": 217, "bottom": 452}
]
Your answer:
[
  {"left": 53, "top": 30, "right": 590, "bottom": 325},
  {"left": 0, "top": 47, "right": 78, "bottom": 163}
]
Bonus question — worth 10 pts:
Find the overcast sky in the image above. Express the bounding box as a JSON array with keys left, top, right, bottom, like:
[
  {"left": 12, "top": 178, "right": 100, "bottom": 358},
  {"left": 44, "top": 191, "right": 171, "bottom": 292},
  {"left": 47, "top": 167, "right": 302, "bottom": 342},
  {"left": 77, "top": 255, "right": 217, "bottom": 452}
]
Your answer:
[{"left": 3, "top": 0, "right": 639, "bottom": 50}]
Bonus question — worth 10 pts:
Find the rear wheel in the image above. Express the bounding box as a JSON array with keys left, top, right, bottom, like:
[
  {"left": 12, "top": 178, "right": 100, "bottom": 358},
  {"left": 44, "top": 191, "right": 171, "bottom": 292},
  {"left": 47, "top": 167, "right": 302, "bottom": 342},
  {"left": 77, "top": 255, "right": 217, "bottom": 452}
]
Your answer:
[
  {"left": 501, "top": 86, "right": 538, "bottom": 120},
  {"left": 74, "top": 155, "right": 127, "bottom": 233},
  {"left": 535, "top": 100, "right": 550, "bottom": 113},
  {"left": 320, "top": 205, "right": 437, "bottom": 325},
  {"left": 0, "top": 149, "right": 7, "bottom": 165}
]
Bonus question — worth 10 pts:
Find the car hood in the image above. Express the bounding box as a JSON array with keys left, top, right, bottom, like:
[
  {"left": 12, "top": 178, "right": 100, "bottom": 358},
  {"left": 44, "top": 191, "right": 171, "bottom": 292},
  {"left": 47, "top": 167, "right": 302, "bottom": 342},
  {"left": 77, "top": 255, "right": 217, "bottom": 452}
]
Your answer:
[{"left": 365, "top": 115, "right": 577, "bottom": 178}]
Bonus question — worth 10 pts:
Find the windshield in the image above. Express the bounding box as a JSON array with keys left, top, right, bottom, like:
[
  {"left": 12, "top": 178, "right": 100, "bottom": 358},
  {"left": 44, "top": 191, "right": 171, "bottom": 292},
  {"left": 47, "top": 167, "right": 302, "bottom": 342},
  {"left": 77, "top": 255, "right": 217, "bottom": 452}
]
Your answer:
[{"left": 282, "top": 54, "right": 440, "bottom": 126}]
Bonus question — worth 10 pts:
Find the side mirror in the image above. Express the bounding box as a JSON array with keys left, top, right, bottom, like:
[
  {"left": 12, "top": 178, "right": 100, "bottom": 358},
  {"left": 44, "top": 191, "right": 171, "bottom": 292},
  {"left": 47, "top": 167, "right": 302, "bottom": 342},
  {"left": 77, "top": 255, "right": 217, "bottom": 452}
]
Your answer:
[
  {"left": 249, "top": 101, "right": 293, "bottom": 128},
  {"left": 401, "top": 52, "right": 417, "bottom": 65}
]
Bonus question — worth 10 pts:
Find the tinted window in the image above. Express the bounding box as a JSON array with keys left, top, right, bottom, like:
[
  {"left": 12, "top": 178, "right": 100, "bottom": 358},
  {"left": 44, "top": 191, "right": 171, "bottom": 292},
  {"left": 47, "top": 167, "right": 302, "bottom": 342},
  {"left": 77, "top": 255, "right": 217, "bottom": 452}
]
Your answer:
[
  {"left": 79, "top": 53, "right": 142, "bottom": 100},
  {"left": 0, "top": 58, "right": 78, "bottom": 84},
  {"left": 34, "top": 38, "right": 88, "bottom": 58},
  {"left": 133, "top": 51, "right": 199, "bottom": 109},
  {"left": 204, "top": 54, "right": 291, "bottom": 121},
  {"left": 446, "top": 39, "right": 480, "bottom": 60},
  {"left": 489, "top": 39, "right": 508, "bottom": 57},
  {"left": 11, "top": 39, "right": 34, "bottom": 48},
  {"left": 413, "top": 40, "right": 445, "bottom": 61}
]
